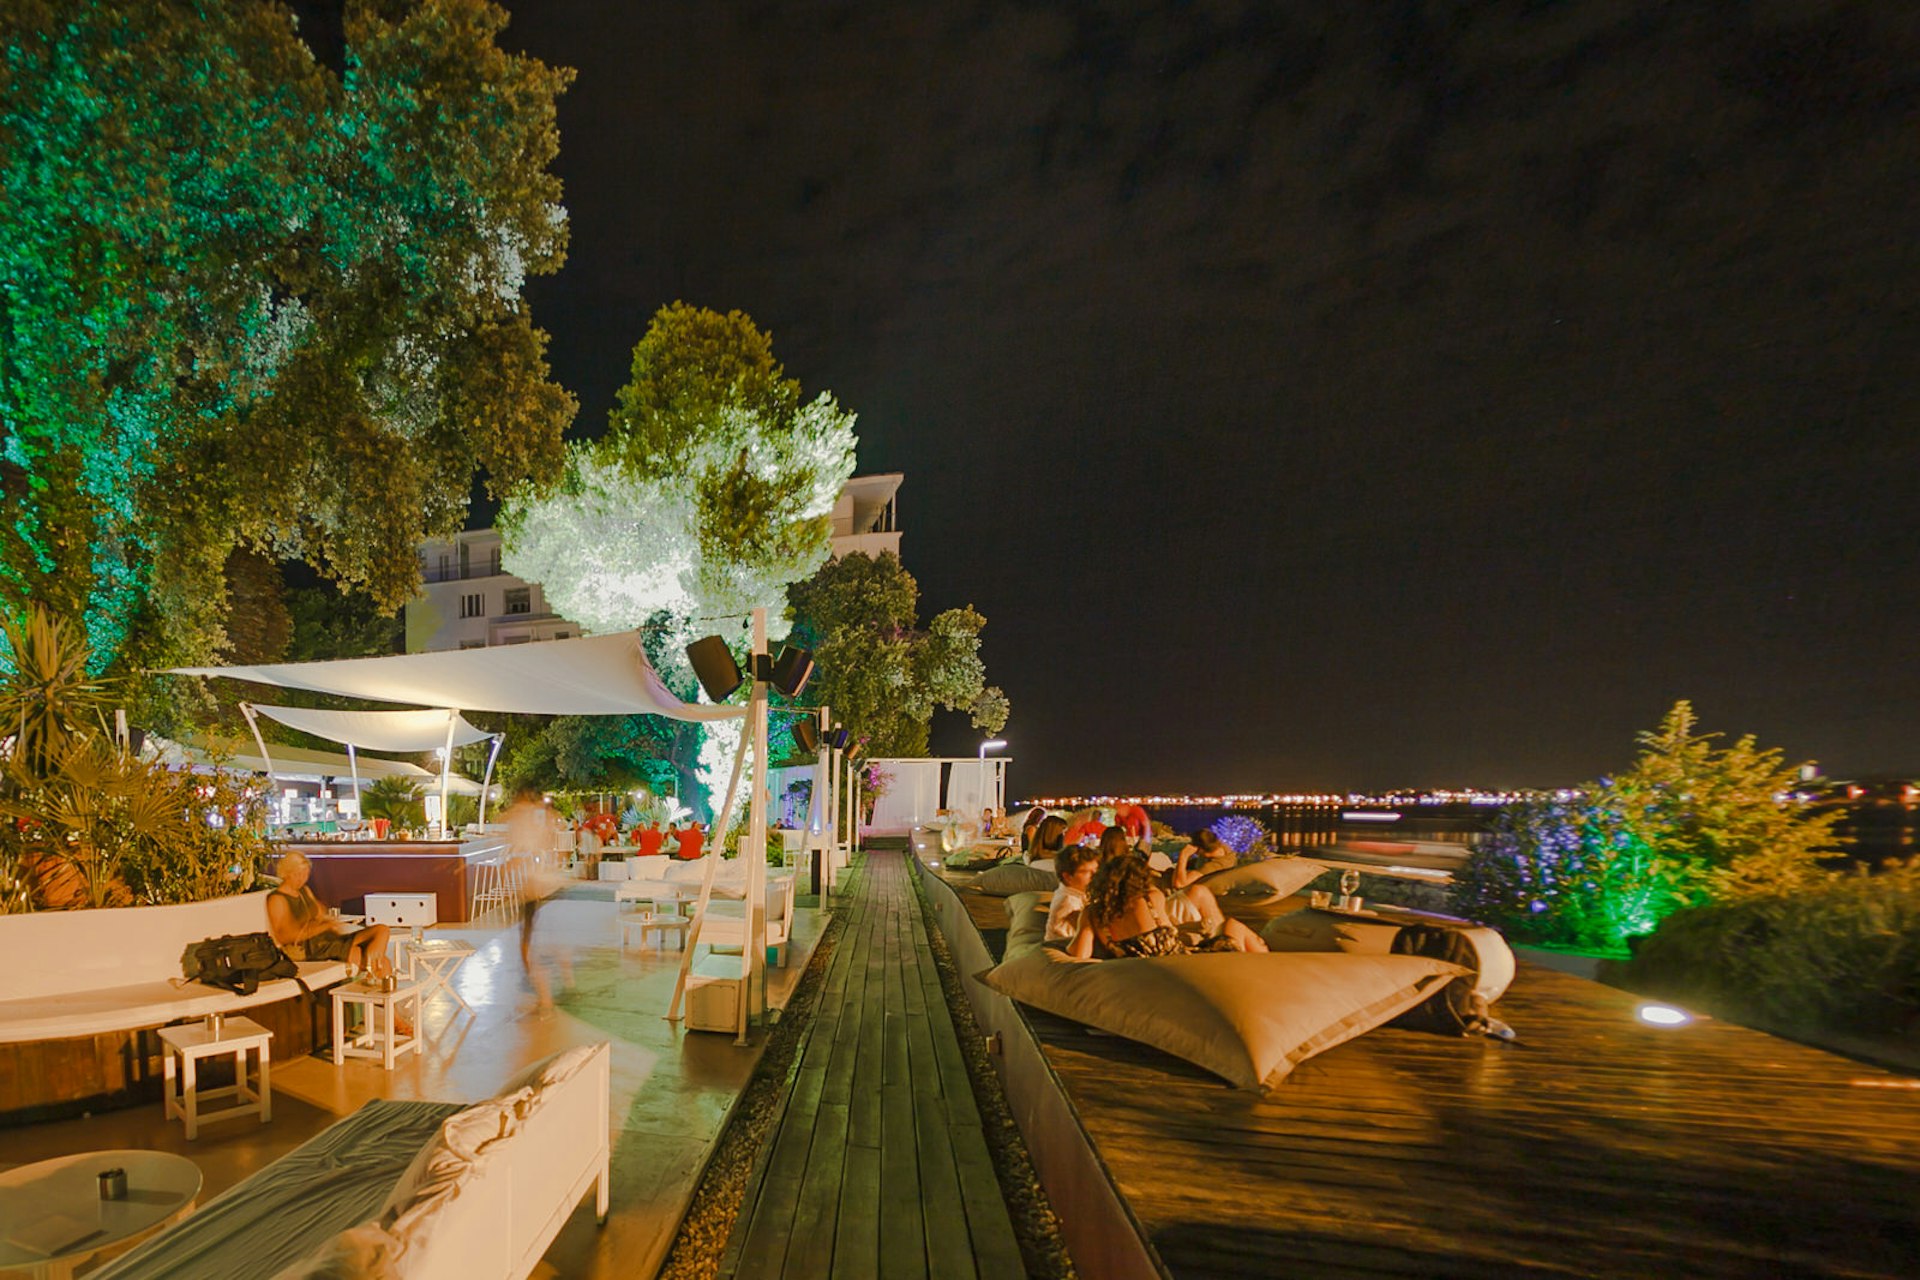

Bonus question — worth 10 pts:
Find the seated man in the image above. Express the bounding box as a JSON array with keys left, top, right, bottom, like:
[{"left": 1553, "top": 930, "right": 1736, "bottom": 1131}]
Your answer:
[
  {"left": 1171, "top": 829, "right": 1237, "bottom": 889},
  {"left": 1045, "top": 843, "right": 1101, "bottom": 944},
  {"left": 672, "top": 822, "right": 706, "bottom": 861},
  {"left": 265, "top": 851, "right": 393, "bottom": 979},
  {"left": 636, "top": 822, "right": 666, "bottom": 857}
]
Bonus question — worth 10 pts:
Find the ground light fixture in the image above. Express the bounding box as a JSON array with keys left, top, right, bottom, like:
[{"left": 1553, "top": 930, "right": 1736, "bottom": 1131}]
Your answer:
[{"left": 1637, "top": 1004, "right": 1692, "bottom": 1027}]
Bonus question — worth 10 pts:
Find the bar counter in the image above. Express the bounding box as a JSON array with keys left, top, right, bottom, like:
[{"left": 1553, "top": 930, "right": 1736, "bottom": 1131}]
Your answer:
[{"left": 276, "top": 838, "right": 505, "bottom": 924}]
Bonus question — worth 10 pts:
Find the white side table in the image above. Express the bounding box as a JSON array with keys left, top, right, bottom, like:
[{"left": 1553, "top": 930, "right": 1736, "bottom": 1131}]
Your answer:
[
  {"left": 331, "top": 979, "right": 423, "bottom": 1069},
  {"left": 402, "top": 937, "right": 477, "bottom": 1011},
  {"left": 156, "top": 1017, "right": 272, "bottom": 1140}
]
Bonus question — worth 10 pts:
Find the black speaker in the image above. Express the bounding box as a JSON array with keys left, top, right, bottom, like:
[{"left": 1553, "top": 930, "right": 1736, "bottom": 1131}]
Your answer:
[
  {"left": 768, "top": 645, "right": 814, "bottom": 697},
  {"left": 795, "top": 719, "right": 820, "bottom": 754},
  {"left": 685, "top": 636, "right": 743, "bottom": 703}
]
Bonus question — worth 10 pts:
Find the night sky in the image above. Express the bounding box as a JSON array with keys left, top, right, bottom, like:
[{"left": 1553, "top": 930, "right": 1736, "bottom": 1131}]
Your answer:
[{"left": 493, "top": 1, "right": 1919, "bottom": 795}]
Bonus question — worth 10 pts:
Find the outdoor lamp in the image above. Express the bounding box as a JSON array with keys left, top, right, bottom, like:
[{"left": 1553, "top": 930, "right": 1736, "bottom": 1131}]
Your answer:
[
  {"left": 828, "top": 727, "right": 851, "bottom": 751},
  {"left": 795, "top": 719, "right": 821, "bottom": 754},
  {"left": 686, "top": 635, "right": 744, "bottom": 702},
  {"left": 767, "top": 645, "right": 815, "bottom": 697},
  {"left": 845, "top": 741, "right": 865, "bottom": 764}
]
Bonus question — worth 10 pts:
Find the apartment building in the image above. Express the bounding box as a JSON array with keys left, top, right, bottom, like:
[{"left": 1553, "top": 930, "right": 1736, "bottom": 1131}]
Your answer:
[{"left": 404, "top": 473, "right": 904, "bottom": 653}]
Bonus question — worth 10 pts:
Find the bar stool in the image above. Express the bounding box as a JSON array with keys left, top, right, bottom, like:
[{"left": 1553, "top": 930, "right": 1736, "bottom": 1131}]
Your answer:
[{"left": 469, "top": 857, "right": 513, "bottom": 920}]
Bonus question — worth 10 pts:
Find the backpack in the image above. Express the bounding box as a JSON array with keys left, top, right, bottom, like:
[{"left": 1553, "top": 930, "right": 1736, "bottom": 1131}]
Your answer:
[
  {"left": 181, "top": 931, "right": 297, "bottom": 997},
  {"left": 1390, "top": 925, "right": 1509, "bottom": 1038}
]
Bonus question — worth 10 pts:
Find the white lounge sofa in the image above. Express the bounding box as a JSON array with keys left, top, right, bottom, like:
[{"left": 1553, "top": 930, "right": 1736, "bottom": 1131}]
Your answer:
[
  {"left": 0, "top": 890, "right": 349, "bottom": 1045},
  {"left": 95, "top": 1041, "right": 613, "bottom": 1279}
]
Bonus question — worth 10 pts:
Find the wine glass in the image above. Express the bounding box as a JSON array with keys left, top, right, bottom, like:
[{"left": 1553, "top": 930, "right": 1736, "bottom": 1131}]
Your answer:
[{"left": 1338, "top": 868, "right": 1361, "bottom": 909}]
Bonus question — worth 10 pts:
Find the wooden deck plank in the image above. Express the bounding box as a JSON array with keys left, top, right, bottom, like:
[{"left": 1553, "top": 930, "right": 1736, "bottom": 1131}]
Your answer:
[{"left": 724, "top": 850, "right": 1022, "bottom": 1280}]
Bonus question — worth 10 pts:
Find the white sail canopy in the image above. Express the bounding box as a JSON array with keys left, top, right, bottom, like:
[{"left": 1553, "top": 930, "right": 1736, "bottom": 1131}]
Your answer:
[
  {"left": 247, "top": 705, "right": 495, "bottom": 753},
  {"left": 146, "top": 737, "right": 487, "bottom": 795},
  {"left": 166, "top": 631, "right": 743, "bottom": 721}
]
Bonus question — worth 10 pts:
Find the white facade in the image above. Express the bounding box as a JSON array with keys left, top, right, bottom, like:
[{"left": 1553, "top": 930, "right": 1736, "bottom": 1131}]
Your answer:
[
  {"left": 405, "top": 474, "right": 907, "bottom": 653},
  {"left": 831, "top": 472, "right": 902, "bottom": 560},
  {"left": 405, "top": 528, "right": 580, "bottom": 653}
]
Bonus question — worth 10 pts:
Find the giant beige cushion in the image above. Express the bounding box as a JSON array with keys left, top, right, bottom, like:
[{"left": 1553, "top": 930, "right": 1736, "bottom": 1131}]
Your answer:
[
  {"left": 980, "top": 948, "right": 1463, "bottom": 1088},
  {"left": 1003, "top": 890, "right": 1051, "bottom": 958},
  {"left": 971, "top": 861, "right": 1060, "bottom": 897},
  {"left": 1195, "top": 856, "right": 1324, "bottom": 901}
]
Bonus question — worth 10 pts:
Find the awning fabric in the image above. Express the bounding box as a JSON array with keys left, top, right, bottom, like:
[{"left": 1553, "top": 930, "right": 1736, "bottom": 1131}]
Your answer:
[
  {"left": 147, "top": 737, "right": 487, "bottom": 795},
  {"left": 166, "top": 631, "right": 743, "bottom": 721},
  {"left": 248, "top": 706, "right": 495, "bottom": 753}
]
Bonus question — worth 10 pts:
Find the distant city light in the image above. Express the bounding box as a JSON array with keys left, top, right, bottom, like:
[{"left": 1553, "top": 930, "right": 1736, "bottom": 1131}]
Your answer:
[{"left": 1637, "top": 1004, "right": 1691, "bottom": 1027}]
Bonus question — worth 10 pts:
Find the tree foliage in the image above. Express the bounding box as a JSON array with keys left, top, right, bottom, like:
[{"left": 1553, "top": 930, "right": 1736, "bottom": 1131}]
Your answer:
[
  {"left": 0, "top": 0, "right": 575, "bottom": 674},
  {"left": 502, "top": 304, "right": 856, "bottom": 637},
  {"left": 787, "top": 551, "right": 1009, "bottom": 757},
  {"left": 1456, "top": 701, "right": 1837, "bottom": 952},
  {"left": 500, "top": 304, "right": 856, "bottom": 811}
]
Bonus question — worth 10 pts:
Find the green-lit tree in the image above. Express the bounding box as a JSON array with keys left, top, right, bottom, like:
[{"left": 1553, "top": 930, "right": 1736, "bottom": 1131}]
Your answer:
[
  {"left": 501, "top": 304, "right": 858, "bottom": 811},
  {"left": 1455, "top": 701, "right": 1836, "bottom": 952},
  {"left": 0, "top": 0, "right": 575, "bottom": 678},
  {"left": 787, "top": 551, "right": 1009, "bottom": 757}
]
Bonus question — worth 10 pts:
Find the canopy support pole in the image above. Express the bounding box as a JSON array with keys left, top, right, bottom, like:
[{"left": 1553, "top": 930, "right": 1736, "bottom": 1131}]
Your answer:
[
  {"left": 668, "top": 695, "right": 753, "bottom": 1023},
  {"left": 738, "top": 608, "right": 770, "bottom": 1044},
  {"left": 438, "top": 712, "right": 457, "bottom": 838},
  {"left": 239, "top": 703, "right": 279, "bottom": 830},
  {"left": 346, "top": 743, "right": 362, "bottom": 823},
  {"left": 477, "top": 734, "right": 504, "bottom": 825}
]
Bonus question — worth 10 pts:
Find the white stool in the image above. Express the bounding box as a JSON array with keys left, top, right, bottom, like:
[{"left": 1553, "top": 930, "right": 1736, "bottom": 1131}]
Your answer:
[
  {"left": 331, "top": 979, "right": 424, "bottom": 1069},
  {"left": 469, "top": 857, "right": 513, "bottom": 920},
  {"left": 157, "top": 1016, "right": 272, "bottom": 1139},
  {"left": 403, "top": 937, "right": 477, "bottom": 1011}
]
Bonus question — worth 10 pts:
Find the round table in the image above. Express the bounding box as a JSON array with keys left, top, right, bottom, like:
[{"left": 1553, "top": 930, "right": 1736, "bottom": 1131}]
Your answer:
[{"left": 0, "top": 1149, "right": 200, "bottom": 1278}]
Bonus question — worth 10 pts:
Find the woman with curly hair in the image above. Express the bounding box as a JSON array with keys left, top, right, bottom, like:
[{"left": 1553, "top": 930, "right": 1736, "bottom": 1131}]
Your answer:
[{"left": 1068, "top": 851, "right": 1267, "bottom": 959}]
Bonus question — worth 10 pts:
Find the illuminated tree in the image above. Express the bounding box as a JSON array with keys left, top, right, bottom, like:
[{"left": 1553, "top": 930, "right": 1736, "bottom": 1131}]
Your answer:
[
  {"left": 1456, "top": 701, "right": 1836, "bottom": 951},
  {"left": 0, "top": 0, "right": 574, "bottom": 675},
  {"left": 501, "top": 304, "right": 858, "bottom": 810},
  {"left": 788, "top": 551, "right": 1009, "bottom": 757}
]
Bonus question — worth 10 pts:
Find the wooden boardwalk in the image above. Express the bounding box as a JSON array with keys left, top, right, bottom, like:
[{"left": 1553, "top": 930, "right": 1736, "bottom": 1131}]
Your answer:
[{"left": 721, "top": 850, "right": 1025, "bottom": 1279}]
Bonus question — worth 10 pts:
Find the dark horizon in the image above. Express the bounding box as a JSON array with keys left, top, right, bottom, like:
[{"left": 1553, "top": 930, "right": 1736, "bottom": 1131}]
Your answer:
[{"left": 493, "top": 1, "right": 1920, "bottom": 795}]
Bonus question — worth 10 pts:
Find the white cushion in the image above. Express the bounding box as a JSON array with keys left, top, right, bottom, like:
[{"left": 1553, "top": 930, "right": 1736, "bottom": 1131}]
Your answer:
[
  {"left": 272, "top": 1223, "right": 403, "bottom": 1279},
  {"left": 1196, "top": 857, "right": 1325, "bottom": 902},
  {"left": 980, "top": 948, "right": 1465, "bottom": 1088},
  {"left": 970, "top": 862, "right": 1061, "bottom": 897},
  {"left": 0, "top": 960, "right": 348, "bottom": 1044}
]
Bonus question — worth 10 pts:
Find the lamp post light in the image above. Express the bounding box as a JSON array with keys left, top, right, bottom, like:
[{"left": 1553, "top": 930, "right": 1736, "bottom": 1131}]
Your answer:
[{"left": 978, "top": 738, "right": 1007, "bottom": 760}]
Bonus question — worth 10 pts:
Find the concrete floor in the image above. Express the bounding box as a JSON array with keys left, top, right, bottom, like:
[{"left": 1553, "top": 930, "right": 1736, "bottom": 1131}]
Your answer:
[{"left": 1, "top": 894, "right": 826, "bottom": 1278}]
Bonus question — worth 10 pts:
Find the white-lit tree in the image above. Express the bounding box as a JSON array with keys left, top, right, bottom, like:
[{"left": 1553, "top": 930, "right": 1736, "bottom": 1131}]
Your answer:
[{"left": 500, "top": 304, "right": 857, "bottom": 812}]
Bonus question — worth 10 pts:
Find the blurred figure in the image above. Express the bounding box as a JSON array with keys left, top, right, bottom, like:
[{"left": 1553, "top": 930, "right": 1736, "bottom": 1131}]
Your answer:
[{"left": 504, "top": 787, "right": 566, "bottom": 1011}]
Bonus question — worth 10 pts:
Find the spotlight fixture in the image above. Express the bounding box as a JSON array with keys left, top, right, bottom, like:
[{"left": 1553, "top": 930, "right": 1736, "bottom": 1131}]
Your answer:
[
  {"left": 827, "top": 727, "right": 851, "bottom": 751},
  {"left": 795, "top": 719, "right": 821, "bottom": 754},
  {"left": 747, "top": 645, "right": 814, "bottom": 697},
  {"left": 686, "top": 636, "right": 744, "bottom": 703},
  {"left": 767, "top": 645, "right": 815, "bottom": 697},
  {"left": 845, "top": 740, "right": 865, "bottom": 764}
]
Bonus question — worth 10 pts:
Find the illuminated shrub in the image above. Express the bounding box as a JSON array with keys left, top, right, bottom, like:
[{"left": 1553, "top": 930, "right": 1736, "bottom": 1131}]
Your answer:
[
  {"left": 1603, "top": 860, "right": 1920, "bottom": 1034},
  {"left": 1207, "top": 814, "right": 1267, "bottom": 855}
]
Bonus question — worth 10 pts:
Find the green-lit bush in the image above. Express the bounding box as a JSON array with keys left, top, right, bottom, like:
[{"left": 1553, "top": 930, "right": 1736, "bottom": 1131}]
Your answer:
[
  {"left": 1456, "top": 702, "right": 1834, "bottom": 953},
  {"left": 0, "top": 608, "right": 271, "bottom": 910},
  {"left": 1602, "top": 860, "right": 1920, "bottom": 1035}
]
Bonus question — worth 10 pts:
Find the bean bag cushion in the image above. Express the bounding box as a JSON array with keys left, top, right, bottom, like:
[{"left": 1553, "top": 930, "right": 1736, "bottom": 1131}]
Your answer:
[
  {"left": 1195, "top": 856, "right": 1325, "bottom": 901},
  {"left": 971, "top": 861, "right": 1061, "bottom": 897},
  {"left": 980, "top": 948, "right": 1464, "bottom": 1089},
  {"left": 942, "top": 844, "right": 1015, "bottom": 871},
  {"left": 1003, "top": 891, "right": 1051, "bottom": 957}
]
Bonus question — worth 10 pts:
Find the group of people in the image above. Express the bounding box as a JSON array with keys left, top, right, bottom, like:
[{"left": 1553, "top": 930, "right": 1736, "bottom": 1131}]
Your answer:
[
  {"left": 1018, "top": 811, "right": 1268, "bottom": 959},
  {"left": 581, "top": 817, "right": 705, "bottom": 860}
]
